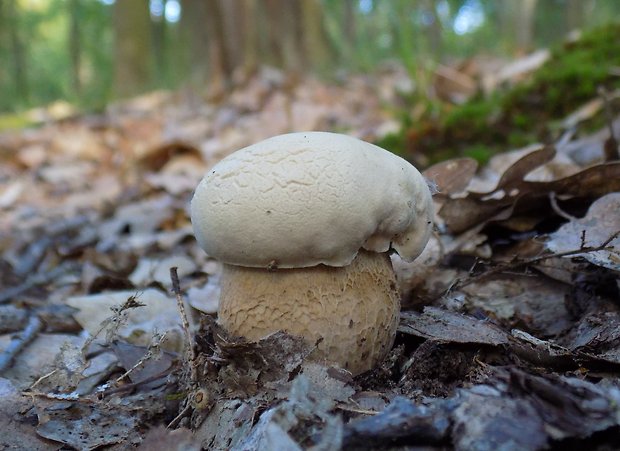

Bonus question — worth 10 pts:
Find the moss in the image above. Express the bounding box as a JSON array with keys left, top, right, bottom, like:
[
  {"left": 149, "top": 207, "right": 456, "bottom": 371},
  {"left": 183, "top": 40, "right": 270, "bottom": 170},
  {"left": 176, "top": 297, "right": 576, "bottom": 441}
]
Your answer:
[
  {"left": 376, "top": 130, "right": 407, "bottom": 158},
  {"left": 443, "top": 99, "right": 497, "bottom": 135},
  {"left": 462, "top": 145, "right": 494, "bottom": 165},
  {"left": 387, "top": 22, "right": 620, "bottom": 164},
  {"left": 0, "top": 112, "right": 36, "bottom": 132}
]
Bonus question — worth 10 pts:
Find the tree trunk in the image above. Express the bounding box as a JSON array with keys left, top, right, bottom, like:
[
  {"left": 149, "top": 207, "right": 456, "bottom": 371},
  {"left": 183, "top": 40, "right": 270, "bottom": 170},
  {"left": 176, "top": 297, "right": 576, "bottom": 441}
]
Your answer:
[
  {"left": 301, "top": 0, "right": 330, "bottom": 70},
  {"left": 220, "top": 0, "right": 245, "bottom": 77},
  {"left": 68, "top": 0, "right": 81, "bottom": 95},
  {"left": 0, "top": 0, "right": 6, "bottom": 94},
  {"left": 424, "top": 0, "right": 442, "bottom": 60},
  {"left": 181, "top": 0, "right": 210, "bottom": 87},
  {"left": 151, "top": 0, "right": 168, "bottom": 86},
  {"left": 113, "top": 0, "right": 152, "bottom": 98},
  {"left": 242, "top": 0, "right": 259, "bottom": 75},
  {"left": 514, "top": 0, "right": 538, "bottom": 52},
  {"left": 282, "top": 0, "right": 303, "bottom": 71},
  {"left": 262, "top": 0, "right": 303, "bottom": 71},
  {"left": 6, "top": 0, "right": 28, "bottom": 104},
  {"left": 204, "top": 0, "right": 233, "bottom": 93},
  {"left": 343, "top": 0, "right": 356, "bottom": 64},
  {"left": 565, "top": 0, "right": 585, "bottom": 32}
]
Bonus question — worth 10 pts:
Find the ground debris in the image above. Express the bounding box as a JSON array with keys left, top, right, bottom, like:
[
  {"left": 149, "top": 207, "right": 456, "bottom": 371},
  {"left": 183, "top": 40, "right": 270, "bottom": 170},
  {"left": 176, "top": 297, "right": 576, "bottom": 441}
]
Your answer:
[
  {"left": 399, "top": 306, "right": 510, "bottom": 346},
  {"left": 439, "top": 147, "right": 620, "bottom": 234},
  {"left": 545, "top": 192, "right": 620, "bottom": 271},
  {"left": 35, "top": 400, "right": 139, "bottom": 450},
  {"left": 342, "top": 396, "right": 452, "bottom": 448},
  {"left": 345, "top": 368, "right": 620, "bottom": 451},
  {"left": 1, "top": 61, "right": 620, "bottom": 449}
]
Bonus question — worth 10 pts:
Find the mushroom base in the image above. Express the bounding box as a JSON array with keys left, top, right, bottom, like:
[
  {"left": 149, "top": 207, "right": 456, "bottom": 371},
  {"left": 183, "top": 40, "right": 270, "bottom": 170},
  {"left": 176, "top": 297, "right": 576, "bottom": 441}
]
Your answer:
[{"left": 218, "top": 250, "right": 400, "bottom": 375}]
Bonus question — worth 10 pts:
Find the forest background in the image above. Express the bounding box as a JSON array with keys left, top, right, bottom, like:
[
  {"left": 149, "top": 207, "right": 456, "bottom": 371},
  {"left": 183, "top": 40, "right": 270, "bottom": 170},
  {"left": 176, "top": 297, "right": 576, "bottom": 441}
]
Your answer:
[{"left": 2, "top": 0, "right": 620, "bottom": 116}]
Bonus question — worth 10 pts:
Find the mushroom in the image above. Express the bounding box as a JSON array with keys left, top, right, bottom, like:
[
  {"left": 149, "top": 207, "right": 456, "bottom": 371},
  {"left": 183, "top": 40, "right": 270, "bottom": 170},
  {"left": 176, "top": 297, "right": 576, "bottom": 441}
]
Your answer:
[{"left": 191, "top": 132, "right": 433, "bottom": 374}]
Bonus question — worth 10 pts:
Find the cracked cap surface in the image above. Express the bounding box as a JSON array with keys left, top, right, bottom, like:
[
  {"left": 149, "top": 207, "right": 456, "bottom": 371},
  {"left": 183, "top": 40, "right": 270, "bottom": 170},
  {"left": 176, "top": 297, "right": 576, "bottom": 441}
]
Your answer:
[{"left": 191, "top": 132, "right": 434, "bottom": 268}]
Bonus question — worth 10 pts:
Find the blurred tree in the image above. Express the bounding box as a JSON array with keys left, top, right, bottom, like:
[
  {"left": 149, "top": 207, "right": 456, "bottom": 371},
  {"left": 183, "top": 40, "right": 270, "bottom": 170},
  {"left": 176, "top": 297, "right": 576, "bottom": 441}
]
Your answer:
[
  {"left": 424, "top": 0, "right": 443, "bottom": 58},
  {"left": 151, "top": 0, "right": 168, "bottom": 87},
  {"left": 113, "top": 0, "right": 152, "bottom": 98},
  {"left": 343, "top": 0, "right": 356, "bottom": 63},
  {"left": 263, "top": 0, "right": 303, "bottom": 71},
  {"left": 5, "top": 0, "right": 28, "bottom": 105},
  {"left": 220, "top": 0, "right": 245, "bottom": 73},
  {"left": 302, "top": 0, "right": 331, "bottom": 70},
  {"left": 78, "top": 0, "right": 113, "bottom": 108},
  {"left": 0, "top": 0, "right": 7, "bottom": 108},
  {"left": 68, "top": 0, "right": 81, "bottom": 95},
  {"left": 3, "top": 0, "right": 620, "bottom": 114},
  {"left": 242, "top": 0, "right": 259, "bottom": 74},
  {"left": 181, "top": 0, "right": 210, "bottom": 87},
  {"left": 204, "top": 0, "right": 232, "bottom": 92},
  {"left": 515, "top": 0, "right": 538, "bottom": 52},
  {"left": 566, "top": 0, "right": 585, "bottom": 32}
]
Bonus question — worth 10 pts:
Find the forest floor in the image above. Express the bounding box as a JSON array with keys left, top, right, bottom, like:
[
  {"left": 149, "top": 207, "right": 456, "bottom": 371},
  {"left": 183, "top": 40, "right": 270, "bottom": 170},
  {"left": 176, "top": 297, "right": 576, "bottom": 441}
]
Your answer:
[{"left": 0, "top": 58, "right": 619, "bottom": 450}]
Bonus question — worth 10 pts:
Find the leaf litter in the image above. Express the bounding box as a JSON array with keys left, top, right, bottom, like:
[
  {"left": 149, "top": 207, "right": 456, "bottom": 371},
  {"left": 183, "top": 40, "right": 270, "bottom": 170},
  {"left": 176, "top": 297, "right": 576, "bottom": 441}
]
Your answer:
[{"left": 0, "top": 65, "right": 619, "bottom": 450}]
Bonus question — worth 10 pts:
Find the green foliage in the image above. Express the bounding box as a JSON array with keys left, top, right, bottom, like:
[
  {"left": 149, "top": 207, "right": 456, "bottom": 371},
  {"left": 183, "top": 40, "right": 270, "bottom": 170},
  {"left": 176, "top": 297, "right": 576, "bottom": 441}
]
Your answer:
[
  {"left": 0, "top": 111, "right": 36, "bottom": 131},
  {"left": 376, "top": 112, "right": 413, "bottom": 158},
  {"left": 389, "top": 22, "right": 620, "bottom": 163},
  {"left": 461, "top": 144, "right": 493, "bottom": 165},
  {"left": 506, "top": 23, "right": 620, "bottom": 119},
  {"left": 3, "top": 1, "right": 620, "bottom": 119},
  {"left": 0, "top": 0, "right": 114, "bottom": 114},
  {"left": 442, "top": 99, "right": 496, "bottom": 136}
]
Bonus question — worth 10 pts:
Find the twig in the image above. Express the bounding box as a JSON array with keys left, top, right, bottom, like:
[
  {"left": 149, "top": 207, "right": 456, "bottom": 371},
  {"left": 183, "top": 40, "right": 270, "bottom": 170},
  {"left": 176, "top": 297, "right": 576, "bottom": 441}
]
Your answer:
[
  {"left": 29, "top": 369, "right": 58, "bottom": 391},
  {"left": 0, "top": 315, "right": 44, "bottom": 373},
  {"left": 170, "top": 267, "right": 198, "bottom": 385},
  {"left": 99, "top": 370, "right": 171, "bottom": 398},
  {"left": 548, "top": 192, "right": 577, "bottom": 221},
  {"left": 26, "top": 390, "right": 86, "bottom": 402},
  {"left": 114, "top": 331, "right": 168, "bottom": 385},
  {"left": 449, "top": 230, "right": 620, "bottom": 292},
  {"left": 0, "top": 263, "right": 79, "bottom": 304},
  {"left": 167, "top": 403, "right": 192, "bottom": 429},
  {"left": 336, "top": 403, "right": 380, "bottom": 416},
  {"left": 81, "top": 293, "right": 145, "bottom": 358}
]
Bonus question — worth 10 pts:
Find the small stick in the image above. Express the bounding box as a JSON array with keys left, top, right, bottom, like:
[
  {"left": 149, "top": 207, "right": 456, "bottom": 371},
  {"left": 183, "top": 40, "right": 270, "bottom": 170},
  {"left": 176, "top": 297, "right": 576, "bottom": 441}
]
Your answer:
[
  {"left": 451, "top": 230, "right": 620, "bottom": 291},
  {"left": 170, "top": 267, "right": 198, "bottom": 384},
  {"left": 167, "top": 403, "right": 192, "bottom": 429},
  {"left": 0, "top": 263, "right": 79, "bottom": 304},
  {"left": 548, "top": 192, "right": 577, "bottom": 221},
  {"left": 100, "top": 370, "right": 171, "bottom": 398},
  {"left": 0, "top": 315, "right": 44, "bottom": 373},
  {"left": 336, "top": 403, "right": 380, "bottom": 416},
  {"left": 29, "top": 369, "right": 58, "bottom": 391},
  {"left": 114, "top": 331, "right": 168, "bottom": 385},
  {"left": 81, "top": 293, "right": 144, "bottom": 358}
]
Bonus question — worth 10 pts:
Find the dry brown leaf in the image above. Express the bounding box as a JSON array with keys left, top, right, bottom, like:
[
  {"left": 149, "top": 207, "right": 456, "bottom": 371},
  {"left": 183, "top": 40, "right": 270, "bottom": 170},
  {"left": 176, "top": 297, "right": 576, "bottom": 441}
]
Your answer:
[
  {"left": 422, "top": 158, "right": 478, "bottom": 196},
  {"left": 545, "top": 192, "right": 620, "bottom": 271},
  {"left": 399, "top": 307, "right": 509, "bottom": 346},
  {"left": 460, "top": 275, "right": 573, "bottom": 335},
  {"left": 441, "top": 151, "right": 620, "bottom": 233}
]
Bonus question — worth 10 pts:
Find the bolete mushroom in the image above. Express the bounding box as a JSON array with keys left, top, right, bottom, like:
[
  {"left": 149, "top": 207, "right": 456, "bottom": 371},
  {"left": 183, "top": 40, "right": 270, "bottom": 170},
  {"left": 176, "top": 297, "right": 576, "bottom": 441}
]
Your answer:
[{"left": 191, "top": 132, "right": 433, "bottom": 374}]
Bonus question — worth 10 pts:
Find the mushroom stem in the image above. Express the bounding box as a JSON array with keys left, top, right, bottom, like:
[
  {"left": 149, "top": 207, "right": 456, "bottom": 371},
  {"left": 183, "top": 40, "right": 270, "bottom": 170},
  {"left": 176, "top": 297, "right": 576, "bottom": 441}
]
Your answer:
[{"left": 218, "top": 250, "right": 400, "bottom": 375}]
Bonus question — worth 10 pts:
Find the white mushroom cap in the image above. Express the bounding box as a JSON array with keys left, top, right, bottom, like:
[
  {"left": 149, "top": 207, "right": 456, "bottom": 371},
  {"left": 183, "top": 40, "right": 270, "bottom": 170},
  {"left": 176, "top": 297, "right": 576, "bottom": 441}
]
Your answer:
[{"left": 191, "top": 132, "right": 433, "bottom": 269}]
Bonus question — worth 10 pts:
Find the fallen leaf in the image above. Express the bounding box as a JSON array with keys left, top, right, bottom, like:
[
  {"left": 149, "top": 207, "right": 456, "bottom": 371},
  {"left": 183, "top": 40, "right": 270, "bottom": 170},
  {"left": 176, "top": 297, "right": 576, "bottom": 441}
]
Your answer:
[
  {"left": 398, "top": 307, "right": 509, "bottom": 346},
  {"left": 545, "top": 192, "right": 620, "bottom": 271},
  {"left": 422, "top": 158, "right": 478, "bottom": 196},
  {"left": 36, "top": 402, "right": 137, "bottom": 450}
]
